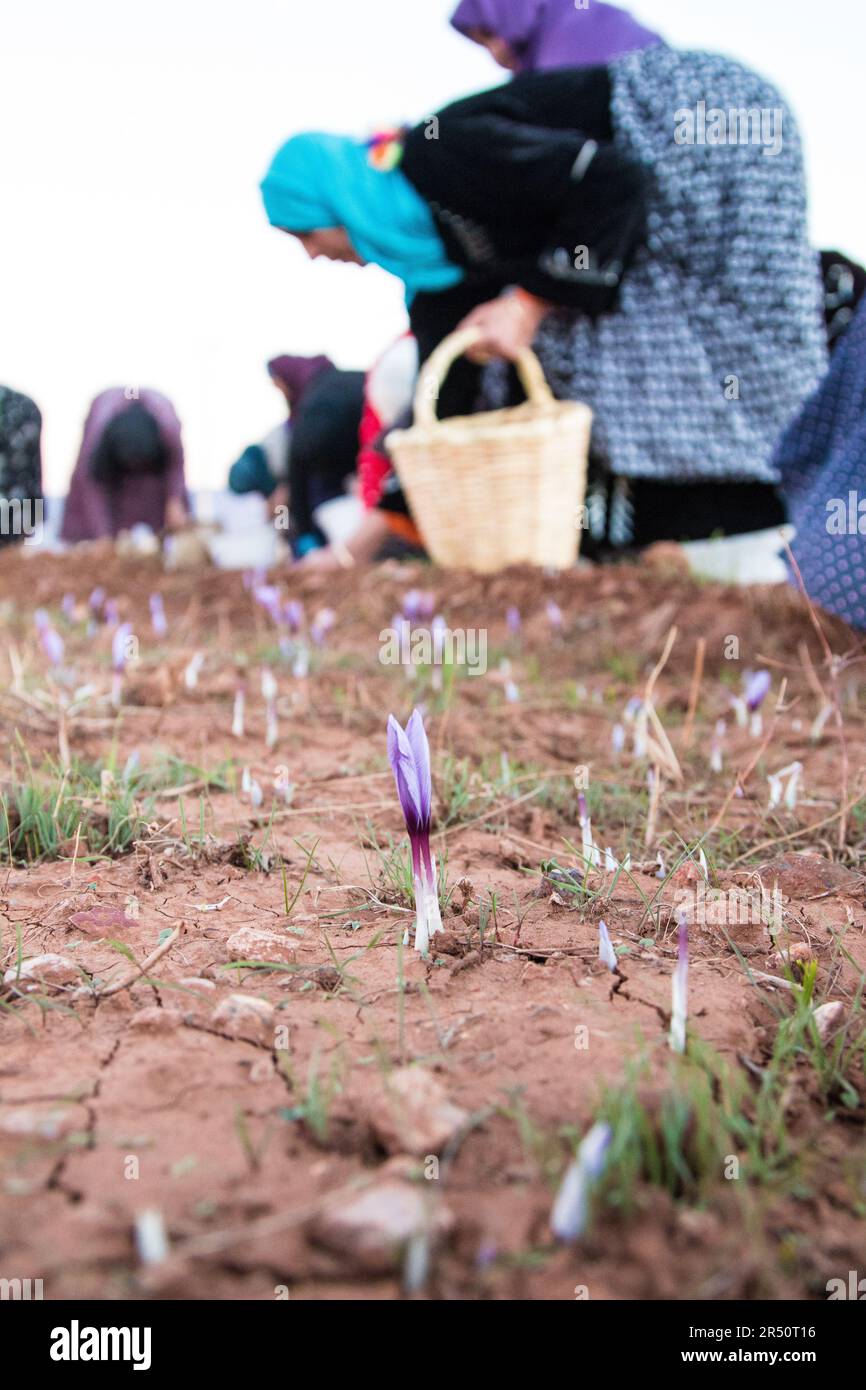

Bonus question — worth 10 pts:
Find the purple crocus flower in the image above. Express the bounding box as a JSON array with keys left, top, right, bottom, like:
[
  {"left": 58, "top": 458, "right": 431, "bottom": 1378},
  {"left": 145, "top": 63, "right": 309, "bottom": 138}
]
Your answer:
[
  {"left": 39, "top": 624, "right": 64, "bottom": 667},
  {"left": 88, "top": 587, "right": 106, "bottom": 616},
  {"left": 386, "top": 708, "right": 443, "bottom": 955},
  {"left": 551, "top": 1121, "right": 612, "bottom": 1242},
  {"left": 546, "top": 600, "right": 563, "bottom": 631},
  {"left": 149, "top": 593, "right": 168, "bottom": 638},
  {"left": 311, "top": 608, "right": 335, "bottom": 647},
  {"left": 242, "top": 567, "right": 267, "bottom": 593},
  {"left": 669, "top": 910, "right": 689, "bottom": 1054},
  {"left": 103, "top": 598, "right": 120, "bottom": 627},
  {"left": 252, "top": 584, "right": 281, "bottom": 624},
  {"left": 112, "top": 622, "right": 133, "bottom": 672},
  {"left": 61, "top": 593, "right": 76, "bottom": 620},
  {"left": 745, "top": 670, "right": 772, "bottom": 712},
  {"left": 506, "top": 605, "right": 521, "bottom": 637},
  {"left": 282, "top": 599, "right": 304, "bottom": 634},
  {"left": 402, "top": 589, "right": 435, "bottom": 622}
]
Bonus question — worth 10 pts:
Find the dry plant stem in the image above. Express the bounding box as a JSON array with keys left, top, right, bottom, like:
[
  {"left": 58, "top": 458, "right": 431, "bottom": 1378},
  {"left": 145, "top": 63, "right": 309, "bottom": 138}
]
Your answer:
[
  {"left": 68, "top": 822, "right": 83, "bottom": 888},
  {"left": 798, "top": 639, "right": 829, "bottom": 708},
  {"left": 681, "top": 637, "right": 706, "bottom": 751},
  {"left": 92, "top": 923, "right": 183, "bottom": 998},
  {"left": 644, "top": 624, "right": 678, "bottom": 705},
  {"left": 57, "top": 707, "right": 70, "bottom": 770},
  {"left": 644, "top": 765, "right": 663, "bottom": 848},
  {"left": 785, "top": 541, "right": 850, "bottom": 849}
]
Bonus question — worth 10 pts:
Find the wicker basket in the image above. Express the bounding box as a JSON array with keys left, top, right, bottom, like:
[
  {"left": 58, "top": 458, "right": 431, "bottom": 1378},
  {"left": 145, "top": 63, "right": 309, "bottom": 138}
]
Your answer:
[{"left": 386, "top": 327, "right": 592, "bottom": 573}]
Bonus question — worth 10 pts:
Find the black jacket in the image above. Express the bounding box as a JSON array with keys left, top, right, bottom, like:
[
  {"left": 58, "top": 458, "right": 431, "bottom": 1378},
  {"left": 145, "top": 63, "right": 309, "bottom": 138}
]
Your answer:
[{"left": 400, "top": 68, "right": 649, "bottom": 318}]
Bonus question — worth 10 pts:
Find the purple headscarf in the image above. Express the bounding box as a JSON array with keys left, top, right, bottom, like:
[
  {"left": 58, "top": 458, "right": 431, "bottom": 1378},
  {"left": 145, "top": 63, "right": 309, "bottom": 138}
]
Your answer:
[
  {"left": 450, "top": 0, "right": 663, "bottom": 72},
  {"left": 267, "top": 354, "right": 334, "bottom": 414},
  {"left": 60, "top": 388, "right": 186, "bottom": 543}
]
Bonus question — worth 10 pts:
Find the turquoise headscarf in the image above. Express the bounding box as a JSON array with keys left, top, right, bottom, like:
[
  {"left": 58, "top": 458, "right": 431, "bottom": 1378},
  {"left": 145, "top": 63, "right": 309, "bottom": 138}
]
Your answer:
[{"left": 260, "top": 133, "right": 463, "bottom": 304}]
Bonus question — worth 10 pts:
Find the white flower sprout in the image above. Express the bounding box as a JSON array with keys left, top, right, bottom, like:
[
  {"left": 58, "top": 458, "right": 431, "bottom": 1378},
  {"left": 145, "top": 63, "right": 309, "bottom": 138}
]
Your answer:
[
  {"left": 231, "top": 679, "right": 246, "bottom": 738},
  {"left": 550, "top": 1121, "right": 612, "bottom": 1242},
  {"left": 669, "top": 910, "right": 689, "bottom": 1055},
  {"left": 710, "top": 719, "right": 727, "bottom": 773},
  {"left": 184, "top": 653, "right": 204, "bottom": 690},
  {"left": 241, "top": 767, "right": 263, "bottom": 809},
  {"left": 261, "top": 667, "right": 278, "bottom": 749},
  {"left": 768, "top": 761, "right": 803, "bottom": 811},
  {"left": 578, "top": 793, "right": 601, "bottom": 870},
  {"left": 598, "top": 920, "right": 618, "bottom": 972}
]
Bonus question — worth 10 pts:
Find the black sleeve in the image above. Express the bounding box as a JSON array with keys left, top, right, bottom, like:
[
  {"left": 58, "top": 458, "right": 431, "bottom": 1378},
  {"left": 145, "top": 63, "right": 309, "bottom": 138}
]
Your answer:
[{"left": 402, "top": 68, "right": 648, "bottom": 314}]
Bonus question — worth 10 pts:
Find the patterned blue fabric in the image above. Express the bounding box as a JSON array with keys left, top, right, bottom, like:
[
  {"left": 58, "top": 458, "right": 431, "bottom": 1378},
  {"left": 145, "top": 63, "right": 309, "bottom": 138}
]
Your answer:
[
  {"left": 530, "top": 47, "right": 828, "bottom": 483},
  {"left": 776, "top": 298, "right": 866, "bottom": 630}
]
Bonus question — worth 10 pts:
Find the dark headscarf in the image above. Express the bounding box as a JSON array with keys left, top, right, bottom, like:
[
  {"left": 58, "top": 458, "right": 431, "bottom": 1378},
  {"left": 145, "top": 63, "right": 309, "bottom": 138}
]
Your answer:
[
  {"left": 89, "top": 402, "right": 168, "bottom": 484},
  {"left": 267, "top": 354, "right": 335, "bottom": 414}
]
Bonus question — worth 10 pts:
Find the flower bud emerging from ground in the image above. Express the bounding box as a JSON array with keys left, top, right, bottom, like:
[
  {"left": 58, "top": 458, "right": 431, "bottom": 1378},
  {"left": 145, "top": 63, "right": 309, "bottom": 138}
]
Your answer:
[
  {"left": 386, "top": 708, "right": 442, "bottom": 956},
  {"left": 149, "top": 594, "right": 168, "bottom": 638},
  {"left": 311, "top": 608, "right": 335, "bottom": 647},
  {"left": 599, "top": 919, "right": 617, "bottom": 972},
  {"left": 550, "top": 1121, "right": 612, "bottom": 1241},
  {"left": 232, "top": 679, "right": 246, "bottom": 738},
  {"left": 669, "top": 910, "right": 689, "bottom": 1054},
  {"left": 184, "top": 652, "right": 205, "bottom": 690}
]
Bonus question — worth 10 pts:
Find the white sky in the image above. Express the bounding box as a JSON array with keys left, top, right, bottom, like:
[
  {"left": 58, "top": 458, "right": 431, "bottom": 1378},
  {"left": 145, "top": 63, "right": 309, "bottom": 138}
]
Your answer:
[{"left": 3, "top": 0, "right": 865, "bottom": 493}]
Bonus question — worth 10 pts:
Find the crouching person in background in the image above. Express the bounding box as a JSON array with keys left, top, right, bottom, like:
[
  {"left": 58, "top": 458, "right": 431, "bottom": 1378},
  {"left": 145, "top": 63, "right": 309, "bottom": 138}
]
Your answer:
[
  {"left": 60, "top": 388, "right": 189, "bottom": 543},
  {"left": 296, "top": 335, "right": 422, "bottom": 570},
  {"left": 229, "top": 354, "right": 364, "bottom": 558}
]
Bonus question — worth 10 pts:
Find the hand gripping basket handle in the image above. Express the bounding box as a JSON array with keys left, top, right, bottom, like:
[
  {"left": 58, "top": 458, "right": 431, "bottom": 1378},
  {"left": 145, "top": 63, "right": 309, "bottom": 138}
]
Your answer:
[{"left": 413, "top": 326, "right": 555, "bottom": 429}]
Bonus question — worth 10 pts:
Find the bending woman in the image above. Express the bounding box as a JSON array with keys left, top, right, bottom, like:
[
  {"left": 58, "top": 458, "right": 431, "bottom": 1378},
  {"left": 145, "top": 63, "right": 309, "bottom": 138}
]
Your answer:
[
  {"left": 261, "top": 49, "right": 826, "bottom": 550},
  {"left": 61, "top": 388, "right": 188, "bottom": 543},
  {"left": 451, "top": 0, "right": 663, "bottom": 72},
  {"left": 229, "top": 354, "right": 365, "bottom": 557}
]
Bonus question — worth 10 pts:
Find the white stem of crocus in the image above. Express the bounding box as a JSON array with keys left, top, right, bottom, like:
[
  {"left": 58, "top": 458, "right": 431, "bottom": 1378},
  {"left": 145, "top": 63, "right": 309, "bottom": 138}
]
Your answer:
[
  {"left": 111, "top": 671, "right": 123, "bottom": 708},
  {"left": 550, "top": 1122, "right": 612, "bottom": 1242},
  {"left": 670, "top": 930, "right": 688, "bottom": 1055},
  {"left": 265, "top": 702, "right": 278, "bottom": 749},
  {"left": 412, "top": 859, "right": 443, "bottom": 956},
  {"left": 579, "top": 812, "right": 600, "bottom": 870},
  {"left": 184, "top": 653, "right": 204, "bottom": 690},
  {"left": 750, "top": 711, "right": 763, "bottom": 738},
  {"left": 232, "top": 690, "right": 245, "bottom": 738},
  {"left": 811, "top": 703, "right": 832, "bottom": 743},
  {"left": 784, "top": 762, "right": 803, "bottom": 810}
]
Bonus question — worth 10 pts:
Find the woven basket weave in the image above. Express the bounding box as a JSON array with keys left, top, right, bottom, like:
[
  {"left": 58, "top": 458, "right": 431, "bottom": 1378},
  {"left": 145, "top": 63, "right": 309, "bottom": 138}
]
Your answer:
[{"left": 386, "top": 327, "right": 592, "bottom": 573}]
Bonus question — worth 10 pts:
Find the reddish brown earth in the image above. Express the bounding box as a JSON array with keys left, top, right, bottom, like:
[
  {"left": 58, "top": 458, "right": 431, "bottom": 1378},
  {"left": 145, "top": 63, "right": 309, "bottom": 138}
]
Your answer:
[{"left": 1, "top": 542, "right": 864, "bottom": 1300}]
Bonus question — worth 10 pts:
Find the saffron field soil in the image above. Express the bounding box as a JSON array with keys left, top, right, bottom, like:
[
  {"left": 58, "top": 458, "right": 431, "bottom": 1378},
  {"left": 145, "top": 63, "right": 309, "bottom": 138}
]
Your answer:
[{"left": 1, "top": 541, "right": 865, "bottom": 1301}]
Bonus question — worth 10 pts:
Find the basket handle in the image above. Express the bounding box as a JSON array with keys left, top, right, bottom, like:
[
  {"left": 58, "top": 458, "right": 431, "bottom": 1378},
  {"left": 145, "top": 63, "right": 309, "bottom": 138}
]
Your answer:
[{"left": 413, "top": 325, "right": 555, "bottom": 429}]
